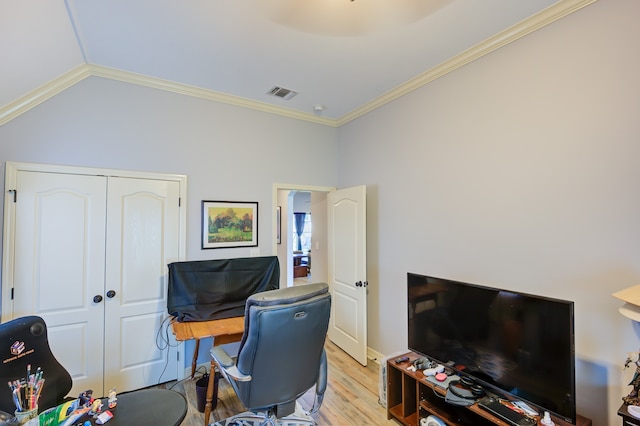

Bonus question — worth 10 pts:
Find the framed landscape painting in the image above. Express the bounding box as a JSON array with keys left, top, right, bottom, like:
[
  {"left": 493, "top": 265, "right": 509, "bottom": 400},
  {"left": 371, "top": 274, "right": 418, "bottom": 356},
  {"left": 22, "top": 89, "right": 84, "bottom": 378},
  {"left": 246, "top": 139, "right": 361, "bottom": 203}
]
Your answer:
[{"left": 202, "top": 200, "right": 258, "bottom": 249}]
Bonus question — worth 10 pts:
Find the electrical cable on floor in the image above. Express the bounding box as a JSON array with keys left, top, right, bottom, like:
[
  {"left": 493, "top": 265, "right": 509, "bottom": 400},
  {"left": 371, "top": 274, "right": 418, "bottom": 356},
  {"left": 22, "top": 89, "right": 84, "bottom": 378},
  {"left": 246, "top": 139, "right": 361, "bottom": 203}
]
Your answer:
[{"left": 168, "top": 365, "right": 208, "bottom": 392}]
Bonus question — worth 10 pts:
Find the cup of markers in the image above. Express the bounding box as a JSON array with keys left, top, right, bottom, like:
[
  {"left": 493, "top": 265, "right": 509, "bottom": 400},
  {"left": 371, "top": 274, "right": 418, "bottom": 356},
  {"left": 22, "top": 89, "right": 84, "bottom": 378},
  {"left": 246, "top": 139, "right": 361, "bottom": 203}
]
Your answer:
[{"left": 8, "top": 364, "right": 44, "bottom": 424}]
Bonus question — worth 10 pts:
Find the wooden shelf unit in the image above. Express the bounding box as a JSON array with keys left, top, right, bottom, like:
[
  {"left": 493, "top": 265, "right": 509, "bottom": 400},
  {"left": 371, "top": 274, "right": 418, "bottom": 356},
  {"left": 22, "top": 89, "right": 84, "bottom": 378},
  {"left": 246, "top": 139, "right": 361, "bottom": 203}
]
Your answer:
[{"left": 387, "top": 352, "right": 592, "bottom": 426}]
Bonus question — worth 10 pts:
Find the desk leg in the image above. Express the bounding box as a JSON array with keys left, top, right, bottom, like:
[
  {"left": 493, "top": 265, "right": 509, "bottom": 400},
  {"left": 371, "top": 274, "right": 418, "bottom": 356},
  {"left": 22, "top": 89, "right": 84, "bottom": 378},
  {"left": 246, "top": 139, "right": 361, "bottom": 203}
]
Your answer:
[
  {"left": 192, "top": 339, "right": 200, "bottom": 378},
  {"left": 204, "top": 359, "right": 217, "bottom": 426}
]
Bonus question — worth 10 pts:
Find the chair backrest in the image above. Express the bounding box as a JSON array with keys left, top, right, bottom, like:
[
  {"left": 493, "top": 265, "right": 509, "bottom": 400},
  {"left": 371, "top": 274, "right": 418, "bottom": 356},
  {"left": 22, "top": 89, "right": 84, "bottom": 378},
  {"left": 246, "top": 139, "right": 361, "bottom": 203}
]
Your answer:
[
  {"left": 0, "top": 316, "right": 72, "bottom": 414},
  {"left": 234, "top": 283, "right": 331, "bottom": 413}
]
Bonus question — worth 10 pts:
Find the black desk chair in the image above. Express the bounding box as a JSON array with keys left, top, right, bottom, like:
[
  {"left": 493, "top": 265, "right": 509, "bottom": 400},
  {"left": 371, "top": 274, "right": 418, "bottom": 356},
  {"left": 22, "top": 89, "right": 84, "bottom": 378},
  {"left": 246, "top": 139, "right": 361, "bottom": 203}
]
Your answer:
[
  {"left": 211, "top": 283, "right": 331, "bottom": 426},
  {"left": 0, "top": 316, "right": 72, "bottom": 414}
]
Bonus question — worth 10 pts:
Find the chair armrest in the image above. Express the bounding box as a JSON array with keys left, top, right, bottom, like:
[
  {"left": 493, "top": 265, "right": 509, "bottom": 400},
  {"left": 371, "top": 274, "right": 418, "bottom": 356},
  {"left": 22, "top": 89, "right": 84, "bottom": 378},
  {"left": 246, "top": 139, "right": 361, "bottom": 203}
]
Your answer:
[
  {"left": 316, "top": 348, "right": 328, "bottom": 395},
  {"left": 211, "top": 346, "right": 234, "bottom": 367},
  {"left": 210, "top": 347, "right": 252, "bottom": 382},
  {"left": 307, "top": 348, "right": 328, "bottom": 415}
]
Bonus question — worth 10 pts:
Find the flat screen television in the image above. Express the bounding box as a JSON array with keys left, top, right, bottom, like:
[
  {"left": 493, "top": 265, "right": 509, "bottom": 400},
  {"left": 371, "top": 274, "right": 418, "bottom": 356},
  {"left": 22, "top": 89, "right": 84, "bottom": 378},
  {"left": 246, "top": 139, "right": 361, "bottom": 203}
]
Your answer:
[{"left": 407, "top": 273, "right": 576, "bottom": 424}]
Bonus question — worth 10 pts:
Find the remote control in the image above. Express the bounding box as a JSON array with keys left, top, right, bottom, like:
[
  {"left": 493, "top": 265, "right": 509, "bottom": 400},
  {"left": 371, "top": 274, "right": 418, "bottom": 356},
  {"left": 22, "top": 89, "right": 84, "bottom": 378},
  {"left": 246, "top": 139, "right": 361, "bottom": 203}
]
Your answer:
[{"left": 395, "top": 356, "right": 409, "bottom": 364}]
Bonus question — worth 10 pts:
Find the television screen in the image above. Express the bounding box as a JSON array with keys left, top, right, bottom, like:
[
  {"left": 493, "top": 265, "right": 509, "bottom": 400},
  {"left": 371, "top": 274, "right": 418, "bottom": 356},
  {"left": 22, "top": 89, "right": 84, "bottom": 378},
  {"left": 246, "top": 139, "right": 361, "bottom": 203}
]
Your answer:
[{"left": 407, "top": 273, "right": 576, "bottom": 424}]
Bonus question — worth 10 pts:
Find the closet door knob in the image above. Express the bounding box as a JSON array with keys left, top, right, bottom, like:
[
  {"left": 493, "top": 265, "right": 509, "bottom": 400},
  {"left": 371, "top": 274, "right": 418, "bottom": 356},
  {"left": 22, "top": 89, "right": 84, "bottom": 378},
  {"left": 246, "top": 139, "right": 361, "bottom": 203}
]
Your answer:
[
  {"left": 106, "top": 290, "right": 116, "bottom": 298},
  {"left": 93, "top": 295, "right": 103, "bottom": 303}
]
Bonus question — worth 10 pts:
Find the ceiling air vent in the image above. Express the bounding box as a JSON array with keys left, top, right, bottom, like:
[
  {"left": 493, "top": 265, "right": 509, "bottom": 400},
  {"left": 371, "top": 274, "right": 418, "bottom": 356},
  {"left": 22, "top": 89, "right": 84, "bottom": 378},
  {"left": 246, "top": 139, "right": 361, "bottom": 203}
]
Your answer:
[{"left": 267, "top": 86, "right": 298, "bottom": 100}]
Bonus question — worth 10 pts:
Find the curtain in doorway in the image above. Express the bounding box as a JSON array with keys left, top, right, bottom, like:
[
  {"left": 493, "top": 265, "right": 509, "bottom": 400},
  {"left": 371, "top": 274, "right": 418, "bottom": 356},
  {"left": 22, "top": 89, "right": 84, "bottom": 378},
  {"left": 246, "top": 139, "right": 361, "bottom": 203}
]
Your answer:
[{"left": 294, "top": 212, "right": 306, "bottom": 251}]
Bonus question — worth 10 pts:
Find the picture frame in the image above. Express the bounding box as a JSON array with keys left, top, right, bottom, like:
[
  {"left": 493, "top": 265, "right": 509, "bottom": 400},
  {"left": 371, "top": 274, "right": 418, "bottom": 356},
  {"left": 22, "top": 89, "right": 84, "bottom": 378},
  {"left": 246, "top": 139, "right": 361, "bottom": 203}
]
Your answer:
[
  {"left": 201, "top": 200, "right": 258, "bottom": 249},
  {"left": 276, "top": 206, "right": 282, "bottom": 244}
]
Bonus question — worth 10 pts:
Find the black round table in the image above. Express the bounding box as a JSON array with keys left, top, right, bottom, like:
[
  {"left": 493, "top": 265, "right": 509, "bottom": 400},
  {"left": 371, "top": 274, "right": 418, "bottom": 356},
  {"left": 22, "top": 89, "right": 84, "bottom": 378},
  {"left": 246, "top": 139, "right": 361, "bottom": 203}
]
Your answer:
[{"left": 104, "top": 389, "right": 187, "bottom": 426}]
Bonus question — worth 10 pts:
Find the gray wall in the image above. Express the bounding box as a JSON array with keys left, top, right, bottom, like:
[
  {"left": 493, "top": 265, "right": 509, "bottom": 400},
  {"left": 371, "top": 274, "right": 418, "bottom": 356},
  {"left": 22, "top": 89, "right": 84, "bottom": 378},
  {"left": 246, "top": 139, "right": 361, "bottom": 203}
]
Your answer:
[
  {"left": 0, "top": 76, "right": 338, "bottom": 260},
  {"left": 337, "top": 0, "right": 639, "bottom": 424}
]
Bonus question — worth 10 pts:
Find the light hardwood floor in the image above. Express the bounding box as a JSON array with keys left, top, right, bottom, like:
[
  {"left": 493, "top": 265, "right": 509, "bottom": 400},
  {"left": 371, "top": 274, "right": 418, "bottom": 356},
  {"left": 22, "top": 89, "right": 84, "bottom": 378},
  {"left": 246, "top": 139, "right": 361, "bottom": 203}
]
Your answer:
[{"left": 159, "top": 340, "right": 397, "bottom": 425}]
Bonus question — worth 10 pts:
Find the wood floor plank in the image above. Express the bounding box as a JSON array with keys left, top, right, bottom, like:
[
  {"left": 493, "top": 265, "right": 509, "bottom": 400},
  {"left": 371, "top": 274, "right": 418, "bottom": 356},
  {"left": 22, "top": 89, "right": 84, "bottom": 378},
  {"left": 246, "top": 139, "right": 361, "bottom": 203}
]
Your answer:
[{"left": 158, "top": 340, "right": 396, "bottom": 425}]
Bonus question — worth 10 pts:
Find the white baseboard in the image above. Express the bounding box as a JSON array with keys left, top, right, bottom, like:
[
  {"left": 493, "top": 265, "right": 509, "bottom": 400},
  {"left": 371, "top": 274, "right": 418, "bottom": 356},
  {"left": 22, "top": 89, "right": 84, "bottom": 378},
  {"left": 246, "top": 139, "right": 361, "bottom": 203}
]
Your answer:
[{"left": 367, "top": 347, "right": 385, "bottom": 365}]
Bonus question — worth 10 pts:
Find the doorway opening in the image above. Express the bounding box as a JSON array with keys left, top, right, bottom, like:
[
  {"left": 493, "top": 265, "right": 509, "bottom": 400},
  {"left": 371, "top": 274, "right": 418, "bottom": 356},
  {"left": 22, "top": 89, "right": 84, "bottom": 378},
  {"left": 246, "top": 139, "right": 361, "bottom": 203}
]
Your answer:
[
  {"left": 273, "top": 183, "right": 334, "bottom": 288},
  {"left": 292, "top": 193, "right": 312, "bottom": 285}
]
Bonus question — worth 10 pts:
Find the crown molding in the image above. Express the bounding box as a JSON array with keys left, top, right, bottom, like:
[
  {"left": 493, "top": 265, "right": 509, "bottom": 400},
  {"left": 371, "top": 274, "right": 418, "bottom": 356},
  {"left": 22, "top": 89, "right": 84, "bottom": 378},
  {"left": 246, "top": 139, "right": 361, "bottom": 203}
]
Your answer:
[
  {"left": 0, "top": 63, "right": 337, "bottom": 127},
  {"left": 85, "top": 64, "right": 338, "bottom": 127},
  {"left": 0, "top": 65, "right": 92, "bottom": 126},
  {"left": 336, "top": 0, "right": 598, "bottom": 127},
  {"left": 0, "top": 0, "right": 597, "bottom": 128}
]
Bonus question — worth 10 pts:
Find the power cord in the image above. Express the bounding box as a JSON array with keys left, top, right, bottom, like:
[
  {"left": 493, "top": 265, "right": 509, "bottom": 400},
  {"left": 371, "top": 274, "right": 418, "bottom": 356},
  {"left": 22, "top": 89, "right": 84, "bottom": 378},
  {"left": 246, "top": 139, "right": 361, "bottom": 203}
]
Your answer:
[
  {"left": 155, "top": 316, "right": 181, "bottom": 384},
  {"left": 167, "top": 365, "right": 209, "bottom": 392}
]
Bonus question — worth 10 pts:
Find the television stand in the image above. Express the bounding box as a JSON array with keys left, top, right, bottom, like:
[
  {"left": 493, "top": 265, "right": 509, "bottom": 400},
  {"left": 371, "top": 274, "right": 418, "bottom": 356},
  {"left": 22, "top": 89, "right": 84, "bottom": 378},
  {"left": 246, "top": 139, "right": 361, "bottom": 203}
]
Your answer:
[{"left": 387, "top": 352, "right": 592, "bottom": 426}]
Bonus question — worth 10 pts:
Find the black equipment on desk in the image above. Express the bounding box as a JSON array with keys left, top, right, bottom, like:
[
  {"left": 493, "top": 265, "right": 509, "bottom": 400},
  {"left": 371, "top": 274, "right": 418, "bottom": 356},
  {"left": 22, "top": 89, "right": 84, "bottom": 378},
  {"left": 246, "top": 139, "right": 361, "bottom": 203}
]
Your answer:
[{"left": 167, "top": 256, "right": 279, "bottom": 322}]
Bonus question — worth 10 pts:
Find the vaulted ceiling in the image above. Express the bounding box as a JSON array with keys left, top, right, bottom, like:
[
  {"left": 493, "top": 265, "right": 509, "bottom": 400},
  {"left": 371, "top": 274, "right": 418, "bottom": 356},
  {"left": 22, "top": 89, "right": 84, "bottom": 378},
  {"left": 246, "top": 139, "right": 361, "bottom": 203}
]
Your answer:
[{"left": 0, "top": 0, "right": 596, "bottom": 126}]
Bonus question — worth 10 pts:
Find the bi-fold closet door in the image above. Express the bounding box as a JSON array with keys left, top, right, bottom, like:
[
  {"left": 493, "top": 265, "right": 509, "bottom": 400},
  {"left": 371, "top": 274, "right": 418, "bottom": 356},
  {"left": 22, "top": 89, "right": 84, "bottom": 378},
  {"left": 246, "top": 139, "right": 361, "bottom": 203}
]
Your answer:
[{"left": 4, "top": 164, "right": 184, "bottom": 398}]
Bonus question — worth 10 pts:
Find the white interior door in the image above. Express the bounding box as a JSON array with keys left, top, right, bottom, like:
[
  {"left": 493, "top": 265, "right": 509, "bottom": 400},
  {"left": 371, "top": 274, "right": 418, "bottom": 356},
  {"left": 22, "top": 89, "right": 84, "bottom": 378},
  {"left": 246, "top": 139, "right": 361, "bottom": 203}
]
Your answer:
[
  {"left": 11, "top": 171, "right": 107, "bottom": 396},
  {"left": 5, "top": 165, "right": 184, "bottom": 398},
  {"left": 327, "top": 185, "right": 367, "bottom": 365},
  {"left": 104, "top": 177, "right": 180, "bottom": 392}
]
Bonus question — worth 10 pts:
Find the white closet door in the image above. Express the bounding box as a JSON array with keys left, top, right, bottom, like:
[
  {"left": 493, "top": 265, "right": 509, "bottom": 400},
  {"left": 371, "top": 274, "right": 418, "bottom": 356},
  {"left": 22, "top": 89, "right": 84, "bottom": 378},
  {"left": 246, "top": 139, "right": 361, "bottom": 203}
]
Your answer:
[
  {"left": 12, "top": 171, "right": 107, "bottom": 396},
  {"left": 103, "top": 177, "right": 180, "bottom": 392}
]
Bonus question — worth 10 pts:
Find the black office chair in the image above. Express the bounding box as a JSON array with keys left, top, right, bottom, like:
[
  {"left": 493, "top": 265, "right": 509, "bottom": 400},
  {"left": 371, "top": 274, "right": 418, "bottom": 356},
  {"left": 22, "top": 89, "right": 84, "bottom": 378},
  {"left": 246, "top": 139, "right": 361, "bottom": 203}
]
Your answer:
[
  {"left": 211, "top": 283, "right": 331, "bottom": 426},
  {"left": 0, "top": 316, "right": 72, "bottom": 415}
]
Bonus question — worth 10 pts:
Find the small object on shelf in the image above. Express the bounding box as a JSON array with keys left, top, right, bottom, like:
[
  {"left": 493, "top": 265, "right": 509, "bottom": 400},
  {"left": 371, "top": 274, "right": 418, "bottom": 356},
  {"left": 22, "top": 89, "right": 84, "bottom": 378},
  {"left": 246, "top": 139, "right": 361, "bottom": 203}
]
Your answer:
[
  {"left": 90, "top": 398, "right": 103, "bottom": 415},
  {"left": 395, "top": 356, "right": 409, "bottom": 364},
  {"left": 623, "top": 350, "right": 640, "bottom": 405},
  {"left": 413, "top": 357, "right": 431, "bottom": 370},
  {"left": 541, "top": 411, "right": 555, "bottom": 425},
  {"left": 79, "top": 389, "right": 94, "bottom": 407},
  {"left": 14, "top": 406, "right": 38, "bottom": 424},
  {"left": 95, "top": 410, "right": 113, "bottom": 424},
  {"left": 628, "top": 405, "right": 640, "bottom": 419},
  {"left": 513, "top": 401, "right": 539, "bottom": 417},
  {"left": 423, "top": 364, "right": 444, "bottom": 376},
  {"left": 421, "top": 415, "right": 446, "bottom": 426},
  {"left": 108, "top": 387, "right": 117, "bottom": 409},
  {"left": 478, "top": 396, "right": 536, "bottom": 425},
  {"left": 8, "top": 364, "right": 46, "bottom": 423}
]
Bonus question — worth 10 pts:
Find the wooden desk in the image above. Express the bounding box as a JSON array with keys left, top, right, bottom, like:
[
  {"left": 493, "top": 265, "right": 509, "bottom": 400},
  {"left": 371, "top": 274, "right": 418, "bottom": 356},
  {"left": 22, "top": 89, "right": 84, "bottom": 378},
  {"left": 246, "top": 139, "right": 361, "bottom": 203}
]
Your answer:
[{"left": 170, "top": 316, "right": 244, "bottom": 426}]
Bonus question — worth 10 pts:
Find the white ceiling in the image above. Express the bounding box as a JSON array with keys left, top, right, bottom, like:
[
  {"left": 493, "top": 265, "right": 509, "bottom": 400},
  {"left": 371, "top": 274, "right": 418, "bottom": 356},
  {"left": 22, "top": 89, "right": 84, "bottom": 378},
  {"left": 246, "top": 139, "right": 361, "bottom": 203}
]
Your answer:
[{"left": 1, "top": 0, "right": 594, "bottom": 125}]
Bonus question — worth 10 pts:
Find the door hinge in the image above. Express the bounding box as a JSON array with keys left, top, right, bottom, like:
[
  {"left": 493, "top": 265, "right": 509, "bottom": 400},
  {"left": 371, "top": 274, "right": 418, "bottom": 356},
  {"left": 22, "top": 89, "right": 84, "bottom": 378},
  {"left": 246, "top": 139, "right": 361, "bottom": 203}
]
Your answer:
[
  {"left": 177, "top": 351, "right": 180, "bottom": 362},
  {"left": 10, "top": 288, "right": 14, "bottom": 300},
  {"left": 8, "top": 189, "right": 16, "bottom": 203},
  {"left": 178, "top": 197, "right": 181, "bottom": 207}
]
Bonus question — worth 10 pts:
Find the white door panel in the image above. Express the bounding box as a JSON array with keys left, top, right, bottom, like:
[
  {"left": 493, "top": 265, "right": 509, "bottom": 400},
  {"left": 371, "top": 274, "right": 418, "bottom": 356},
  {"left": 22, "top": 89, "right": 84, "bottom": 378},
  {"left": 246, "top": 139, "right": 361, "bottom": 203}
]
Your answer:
[
  {"left": 328, "top": 185, "right": 367, "bottom": 365},
  {"left": 333, "top": 291, "right": 359, "bottom": 340},
  {"left": 47, "top": 322, "right": 92, "bottom": 389},
  {"left": 12, "top": 171, "right": 107, "bottom": 396},
  {"left": 104, "top": 177, "right": 180, "bottom": 392}
]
